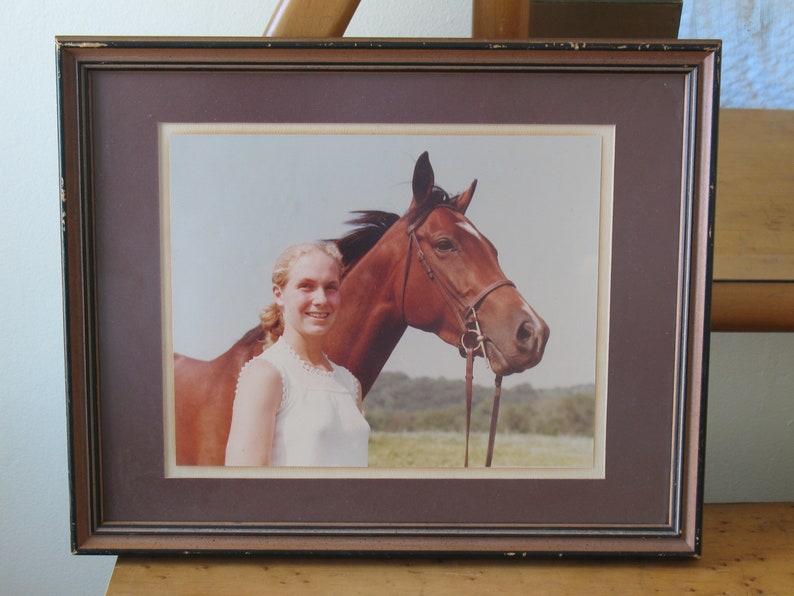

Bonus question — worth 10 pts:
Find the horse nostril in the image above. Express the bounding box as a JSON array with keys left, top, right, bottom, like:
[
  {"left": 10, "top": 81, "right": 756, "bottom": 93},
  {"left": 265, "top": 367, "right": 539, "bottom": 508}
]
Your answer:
[
  {"left": 516, "top": 319, "right": 550, "bottom": 351},
  {"left": 516, "top": 321, "right": 535, "bottom": 343}
]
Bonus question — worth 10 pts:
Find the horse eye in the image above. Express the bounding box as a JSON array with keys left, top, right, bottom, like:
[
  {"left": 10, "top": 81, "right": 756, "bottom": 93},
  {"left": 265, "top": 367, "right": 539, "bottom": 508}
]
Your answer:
[{"left": 434, "top": 239, "right": 456, "bottom": 252}]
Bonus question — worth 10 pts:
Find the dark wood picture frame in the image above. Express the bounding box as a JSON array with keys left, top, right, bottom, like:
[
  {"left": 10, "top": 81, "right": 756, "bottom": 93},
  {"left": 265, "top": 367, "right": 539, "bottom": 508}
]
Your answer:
[{"left": 57, "top": 38, "right": 720, "bottom": 555}]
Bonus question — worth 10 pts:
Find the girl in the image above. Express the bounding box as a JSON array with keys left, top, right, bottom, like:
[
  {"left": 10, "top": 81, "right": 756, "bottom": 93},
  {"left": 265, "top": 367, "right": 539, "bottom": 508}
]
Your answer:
[{"left": 224, "top": 242, "right": 370, "bottom": 466}]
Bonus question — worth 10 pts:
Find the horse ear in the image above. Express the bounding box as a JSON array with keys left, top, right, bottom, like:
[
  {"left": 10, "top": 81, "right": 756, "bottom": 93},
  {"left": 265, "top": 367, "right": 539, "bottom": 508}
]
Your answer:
[
  {"left": 452, "top": 179, "right": 477, "bottom": 214},
  {"left": 411, "top": 151, "right": 434, "bottom": 207}
]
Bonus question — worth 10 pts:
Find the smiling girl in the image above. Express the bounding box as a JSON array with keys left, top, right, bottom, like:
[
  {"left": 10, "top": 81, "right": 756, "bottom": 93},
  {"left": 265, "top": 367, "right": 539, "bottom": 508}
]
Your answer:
[{"left": 224, "top": 242, "right": 370, "bottom": 467}]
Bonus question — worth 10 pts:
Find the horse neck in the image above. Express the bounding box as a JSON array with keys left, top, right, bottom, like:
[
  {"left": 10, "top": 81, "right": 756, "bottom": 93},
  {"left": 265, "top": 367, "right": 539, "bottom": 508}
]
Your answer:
[
  {"left": 326, "top": 223, "right": 410, "bottom": 395},
  {"left": 221, "top": 324, "right": 266, "bottom": 368}
]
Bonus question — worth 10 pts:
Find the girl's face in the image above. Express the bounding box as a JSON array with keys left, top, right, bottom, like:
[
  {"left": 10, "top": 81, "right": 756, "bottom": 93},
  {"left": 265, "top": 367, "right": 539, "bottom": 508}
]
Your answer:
[{"left": 274, "top": 250, "right": 341, "bottom": 340}]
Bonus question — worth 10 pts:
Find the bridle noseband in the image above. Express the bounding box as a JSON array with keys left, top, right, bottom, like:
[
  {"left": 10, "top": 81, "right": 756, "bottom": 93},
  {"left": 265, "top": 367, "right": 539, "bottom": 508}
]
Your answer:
[{"left": 402, "top": 208, "right": 515, "bottom": 467}]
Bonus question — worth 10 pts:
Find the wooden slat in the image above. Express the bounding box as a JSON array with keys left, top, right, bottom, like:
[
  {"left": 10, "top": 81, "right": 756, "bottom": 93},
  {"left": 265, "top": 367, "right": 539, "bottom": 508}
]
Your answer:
[
  {"left": 472, "top": 0, "right": 682, "bottom": 38},
  {"left": 714, "top": 109, "right": 794, "bottom": 281},
  {"left": 106, "top": 503, "right": 794, "bottom": 594},
  {"left": 264, "top": 0, "right": 361, "bottom": 37},
  {"left": 472, "top": 0, "right": 530, "bottom": 38},
  {"left": 711, "top": 108, "right": 794, "bottom": 331},
  {"left": 711, "top": 282, "right": 794, "bottom": 331}
]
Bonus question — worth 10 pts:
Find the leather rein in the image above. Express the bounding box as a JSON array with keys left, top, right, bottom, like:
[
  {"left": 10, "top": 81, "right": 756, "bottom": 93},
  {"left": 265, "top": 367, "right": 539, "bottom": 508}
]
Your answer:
[{"left": 402, "top": 208, "right": 515, "bottom": 467}]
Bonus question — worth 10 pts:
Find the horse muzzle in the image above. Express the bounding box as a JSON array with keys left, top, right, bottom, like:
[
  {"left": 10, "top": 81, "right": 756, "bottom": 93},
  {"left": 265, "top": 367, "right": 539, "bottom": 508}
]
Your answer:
[{"left": 482, "top": 313, "right": 549, "bottom": 376}]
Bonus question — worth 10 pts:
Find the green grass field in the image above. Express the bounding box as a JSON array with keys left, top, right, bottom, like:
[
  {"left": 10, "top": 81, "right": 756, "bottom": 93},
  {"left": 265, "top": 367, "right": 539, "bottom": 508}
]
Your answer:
[{"left": 368, "top": 431, "right": 594, "bottom": 468}]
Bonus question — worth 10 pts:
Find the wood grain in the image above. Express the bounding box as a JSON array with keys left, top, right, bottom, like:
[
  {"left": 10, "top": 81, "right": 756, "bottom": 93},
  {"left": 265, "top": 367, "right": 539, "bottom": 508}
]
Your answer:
[
  {"left": 712, "top": 281, "right": 794, "bottom": 331},
  {"left": 107, "top": 503, "right": 794, "bottom": 595},
  {"left": 472, "top": 0, "right": 530, "bottom": 38},
  {"left": 263, "top": 0, "right": 361, "bottom": 37},
  {"left": 711, "top": 109, "right": 794, "bottom": 331},
  {"left": 714, "top": 109, "right": 794, "bottom": 282},
  {"left": 471, "top": 0, "right": 681, "bottom": 38}
]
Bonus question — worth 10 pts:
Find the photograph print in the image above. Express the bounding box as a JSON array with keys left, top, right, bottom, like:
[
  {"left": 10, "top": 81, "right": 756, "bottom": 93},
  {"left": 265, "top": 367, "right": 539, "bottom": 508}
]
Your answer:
[{"left": 162, "top": 123, "right": 614, "bottom": 480}]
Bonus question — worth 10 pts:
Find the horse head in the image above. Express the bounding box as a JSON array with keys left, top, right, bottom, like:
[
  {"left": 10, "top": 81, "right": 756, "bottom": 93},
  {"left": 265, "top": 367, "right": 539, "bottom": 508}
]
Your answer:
[{"left": 400, "top": 152, "right": 549, "bottom": 377}]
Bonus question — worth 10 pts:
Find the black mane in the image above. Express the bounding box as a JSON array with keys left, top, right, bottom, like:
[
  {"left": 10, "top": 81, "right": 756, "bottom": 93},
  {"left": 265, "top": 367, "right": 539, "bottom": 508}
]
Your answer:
[
  {"left": 333, "top": 210, "right": 401, "bottom": 270},
  {"left": 332, "top": 186, "right": 456, "bottom": 272}
]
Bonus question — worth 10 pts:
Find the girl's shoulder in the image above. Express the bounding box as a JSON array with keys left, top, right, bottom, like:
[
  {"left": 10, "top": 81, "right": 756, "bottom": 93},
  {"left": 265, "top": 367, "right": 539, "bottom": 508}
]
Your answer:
[
  {"left": 235, "top": 355, "right": 286, "bottom": 410},
  {"left": 239, "top": 354, "right": 281, "bottom": 381}
]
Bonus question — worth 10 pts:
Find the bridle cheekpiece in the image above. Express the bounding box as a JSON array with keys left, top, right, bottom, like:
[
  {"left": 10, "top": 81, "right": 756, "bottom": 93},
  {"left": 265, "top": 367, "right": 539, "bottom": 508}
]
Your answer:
[{"left": 401, "top": 205, "right": 514, "bottom": 467}]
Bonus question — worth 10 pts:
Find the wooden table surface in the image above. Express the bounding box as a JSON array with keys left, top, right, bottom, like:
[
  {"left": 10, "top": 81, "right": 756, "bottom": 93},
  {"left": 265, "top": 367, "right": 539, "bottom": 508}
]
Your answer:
[{"left": 107, "top": 502, "right": 793, "bottom": 594}]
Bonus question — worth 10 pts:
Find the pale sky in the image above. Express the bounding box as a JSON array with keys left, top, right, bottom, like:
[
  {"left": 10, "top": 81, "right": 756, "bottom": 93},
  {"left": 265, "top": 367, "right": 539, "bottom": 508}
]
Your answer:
[{"left": 164, "top": 124, "right": 612, "bottom": 390}]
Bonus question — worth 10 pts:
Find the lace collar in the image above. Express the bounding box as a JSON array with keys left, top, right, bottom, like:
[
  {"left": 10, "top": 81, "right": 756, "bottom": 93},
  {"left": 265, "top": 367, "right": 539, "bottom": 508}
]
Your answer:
[{"left": 280, "top": 339, "right": 335, "bottom": 378}]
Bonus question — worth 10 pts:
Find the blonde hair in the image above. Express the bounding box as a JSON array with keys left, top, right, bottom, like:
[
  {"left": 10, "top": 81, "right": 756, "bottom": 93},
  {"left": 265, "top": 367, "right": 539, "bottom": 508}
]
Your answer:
[{"left": 259, "top": 242, "right": 343, "bottom": 347}]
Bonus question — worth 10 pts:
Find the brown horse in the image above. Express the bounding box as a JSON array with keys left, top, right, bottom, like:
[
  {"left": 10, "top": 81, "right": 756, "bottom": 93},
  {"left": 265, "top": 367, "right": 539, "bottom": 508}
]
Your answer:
[{"left": 174, "top": 152, "right": 549, "bottom": 465}]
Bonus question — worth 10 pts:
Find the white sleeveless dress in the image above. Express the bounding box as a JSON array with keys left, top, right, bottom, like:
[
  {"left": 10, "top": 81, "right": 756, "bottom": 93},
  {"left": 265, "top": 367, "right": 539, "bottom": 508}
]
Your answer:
[{"left": 238, "top": 339, "right": 370, "bottom": 467}]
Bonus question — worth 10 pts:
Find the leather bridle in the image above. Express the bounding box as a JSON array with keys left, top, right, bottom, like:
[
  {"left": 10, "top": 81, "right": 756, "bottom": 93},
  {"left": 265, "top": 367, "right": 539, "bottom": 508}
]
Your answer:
[{"left": 402, "top": 207, "right": 515, "bottom": 467}]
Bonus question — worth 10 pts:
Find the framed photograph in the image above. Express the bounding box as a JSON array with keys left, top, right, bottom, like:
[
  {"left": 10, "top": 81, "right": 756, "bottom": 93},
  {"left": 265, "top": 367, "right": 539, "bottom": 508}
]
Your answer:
[{"left": 58, "top": 38, "right": 719, "bottom": 555}]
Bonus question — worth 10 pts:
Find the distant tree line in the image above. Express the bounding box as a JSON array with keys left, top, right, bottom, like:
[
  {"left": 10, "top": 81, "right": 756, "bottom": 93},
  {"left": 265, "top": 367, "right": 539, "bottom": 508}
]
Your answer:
[{"left": 363, "top": 372, "right": 595, "bottom": 437}]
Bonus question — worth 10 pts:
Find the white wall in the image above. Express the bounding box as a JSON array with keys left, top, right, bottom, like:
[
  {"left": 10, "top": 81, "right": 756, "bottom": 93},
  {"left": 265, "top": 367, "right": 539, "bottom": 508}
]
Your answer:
[{"left": 1, "top": 1, "right": 791, "bottom": 593}]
